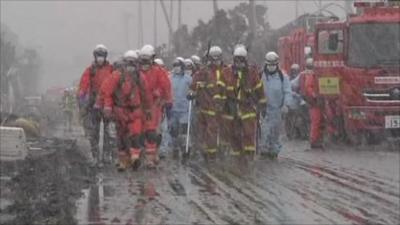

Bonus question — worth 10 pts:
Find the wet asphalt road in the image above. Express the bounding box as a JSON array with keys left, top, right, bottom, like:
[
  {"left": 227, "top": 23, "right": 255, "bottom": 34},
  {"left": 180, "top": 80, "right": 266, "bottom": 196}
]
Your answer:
[{"left": 74, "top": 138, "right": 400, "bottom": 225}]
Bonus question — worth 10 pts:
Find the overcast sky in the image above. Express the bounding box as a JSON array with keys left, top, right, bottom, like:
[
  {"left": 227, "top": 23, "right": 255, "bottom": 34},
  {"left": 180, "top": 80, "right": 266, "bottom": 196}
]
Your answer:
[{"left": 1, "top": 0, "right": 348, "bottom": 91}]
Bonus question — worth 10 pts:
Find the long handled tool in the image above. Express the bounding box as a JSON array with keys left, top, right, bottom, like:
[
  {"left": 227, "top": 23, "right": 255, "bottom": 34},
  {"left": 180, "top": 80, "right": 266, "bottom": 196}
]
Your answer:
[{"left": 185, "top": 100, "right": 193, "bottom": 154}]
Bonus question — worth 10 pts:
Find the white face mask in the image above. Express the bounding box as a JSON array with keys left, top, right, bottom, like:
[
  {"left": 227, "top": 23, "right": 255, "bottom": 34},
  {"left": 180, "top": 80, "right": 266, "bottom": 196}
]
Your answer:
[
  {"left": 184, "top": 70, "right": 192, "bottom": 76},
  {"left": 96, "top": 56, "right": 105, "bottom": 65},
  {"left": 141, "top": 64, "right": 151, "bottom": 71},
  {"left": 266, "top": 64, "right": 277, "bottom": 73},
  {"left": 126, "top": 65, "right": 136, "bottom": 73},
  {"left": 173, "top": 66, "right": 182, "bottom": 74}
]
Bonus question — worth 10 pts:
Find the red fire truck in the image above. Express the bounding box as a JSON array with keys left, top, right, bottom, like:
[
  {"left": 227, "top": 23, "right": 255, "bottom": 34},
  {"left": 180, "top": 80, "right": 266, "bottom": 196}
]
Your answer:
[{"left": 279, "top": 1, "right": 400, "bottom": 144}]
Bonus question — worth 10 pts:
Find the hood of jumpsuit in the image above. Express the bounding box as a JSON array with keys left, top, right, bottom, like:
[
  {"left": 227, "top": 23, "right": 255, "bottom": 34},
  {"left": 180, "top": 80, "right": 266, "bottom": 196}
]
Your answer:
[{"left": 171, "top": 72, "right": 192, "bottom": 113}]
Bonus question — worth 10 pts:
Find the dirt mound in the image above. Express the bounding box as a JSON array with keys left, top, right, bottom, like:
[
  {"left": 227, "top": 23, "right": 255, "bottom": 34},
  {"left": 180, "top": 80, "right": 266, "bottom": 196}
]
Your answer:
[{"left": 1, "top": 139, "right": 94, "bottom": 225}]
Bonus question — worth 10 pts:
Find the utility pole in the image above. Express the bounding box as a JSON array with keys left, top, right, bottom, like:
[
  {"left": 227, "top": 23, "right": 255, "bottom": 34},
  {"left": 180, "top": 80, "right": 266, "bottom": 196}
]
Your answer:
[
  {"left": 249, "top": 0, "right": 257, "bottom": 36},
  {"left": 178, "top": 0, "right": 182, "bottom": 29},
  {"left": 137, "top": 0, "right": 143, "bottom": 47},
  {"left": 154, "top": 0, "right": 158, "bottom": 47},
  {"left": 169, "top": 0, "right": 174, "bottom": 31},
  {"left": 295, "top": 0, "right": 299, "bottom": 19},
  {"left": 160, "top": 0, "right": 173, "bottom": 53},
  {"left": 213, "top": 0, "right": 218, "bottom": 16}
]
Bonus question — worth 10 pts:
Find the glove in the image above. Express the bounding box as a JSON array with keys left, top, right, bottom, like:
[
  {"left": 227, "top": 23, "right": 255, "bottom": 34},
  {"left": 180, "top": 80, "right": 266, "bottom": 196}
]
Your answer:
[
  {"left": 261, "top": 109, "right": 267, "bottom": 118},
  {"left": 145, "top": 110, "right": 152, "bottom": 121},
  {"left": 281, "top": 105, "right": 289, "bottom": 114},
  {"left": 164, "top": 102, "right": 173, "bottom": 120},
  {"left": 93, "top": 102, "right": 101, "bottom": 110},
  {"left": 186, "top": 92, "right": 196, "bottom": 101},
  {"left": 103, "top": 107, "right": 112, "bottom": 119},
  {"left": 78, "top": 93, "right": 89, "bottom": 107}
]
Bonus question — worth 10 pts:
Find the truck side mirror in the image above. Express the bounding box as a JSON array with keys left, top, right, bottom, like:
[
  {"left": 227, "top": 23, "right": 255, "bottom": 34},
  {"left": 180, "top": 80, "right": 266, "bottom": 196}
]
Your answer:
[{"left": 328, "top": 33, "right": 339, "bottom": 51}]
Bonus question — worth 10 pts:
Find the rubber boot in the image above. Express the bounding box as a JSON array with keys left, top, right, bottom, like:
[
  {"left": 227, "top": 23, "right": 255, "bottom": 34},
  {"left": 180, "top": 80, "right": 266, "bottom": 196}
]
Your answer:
[
  {"left": 145, "top": 142, "right": 158, "bottom": 169},
  {"left": 130, "top": 148, "right": 141, "bottom": 170},
  {"left": 117, "top": 151, "right": 130, "bottom": 172}
]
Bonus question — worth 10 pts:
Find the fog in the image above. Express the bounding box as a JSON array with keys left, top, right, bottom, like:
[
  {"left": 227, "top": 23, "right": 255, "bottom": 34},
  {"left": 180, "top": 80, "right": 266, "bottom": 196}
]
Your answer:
[{"left": 1, "top": 0, "right": 347, "bottom": 92}]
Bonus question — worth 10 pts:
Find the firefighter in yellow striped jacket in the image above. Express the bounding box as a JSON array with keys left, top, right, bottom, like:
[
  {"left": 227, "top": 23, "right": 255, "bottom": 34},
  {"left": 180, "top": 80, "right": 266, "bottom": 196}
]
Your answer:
[
  {"left": 220, "top": 45, "right": 267, "bottom": 157},
  {"left": 187, "top": 46, "right": 226, "bottom": 161}
]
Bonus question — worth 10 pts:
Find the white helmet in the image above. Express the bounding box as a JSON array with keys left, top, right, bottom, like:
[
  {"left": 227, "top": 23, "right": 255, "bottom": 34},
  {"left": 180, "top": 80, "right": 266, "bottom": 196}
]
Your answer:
[
  {"left": 233, "top": 45, "right": 247, "bottom": 58},
  {"left": 176, "top": 57, "right": 185, "bottom": 63},
  {"left": 209, "top": 46, "right": 222, "bottom": 58},
  {"left": 123, "top": 50, "right": 138, "bottom": 61},
  {"left": 191, "top": 55, "right": 201, "bottom": 65},
  {"left": 306, "top": 58, "right": 314, "bottom": 69},
  {"left": 291, "top": 64, "right": 300, "bottom": 71},
  {"left": 154, "top": 58, "right": 164, "bottom": 66},
  {"left": 265, "top": 51, "right": 279, "bottom": 65},
  {"left": 139, "top": 44, "right": 155, "bottom": 59},
  {"left": 93, "top": 44, "right": 108, "bottom": 57},
  {"left": 184, "top": 58, "right": 194, "bottom": 67}
]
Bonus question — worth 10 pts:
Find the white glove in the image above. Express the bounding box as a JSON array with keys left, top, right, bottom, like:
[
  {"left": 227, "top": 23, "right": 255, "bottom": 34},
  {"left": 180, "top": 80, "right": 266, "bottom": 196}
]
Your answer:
[{"left": 281, "top": 105, "right": 289, "bottom": 114}]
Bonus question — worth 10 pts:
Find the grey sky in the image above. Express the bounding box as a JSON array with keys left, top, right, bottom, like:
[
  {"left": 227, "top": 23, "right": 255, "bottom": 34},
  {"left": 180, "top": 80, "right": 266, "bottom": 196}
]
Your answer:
[{"left": 1, "top": 0, "right": 348, "bottom": 91}]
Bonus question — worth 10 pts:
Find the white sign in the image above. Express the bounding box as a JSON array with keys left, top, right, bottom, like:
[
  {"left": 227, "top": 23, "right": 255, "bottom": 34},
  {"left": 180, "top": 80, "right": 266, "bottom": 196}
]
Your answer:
[
  {"left": 385, "top": 115, "right": 400, "bottom": 129},
  {"left": 374, "top": 76, "right": 400, "bottom": 84}
]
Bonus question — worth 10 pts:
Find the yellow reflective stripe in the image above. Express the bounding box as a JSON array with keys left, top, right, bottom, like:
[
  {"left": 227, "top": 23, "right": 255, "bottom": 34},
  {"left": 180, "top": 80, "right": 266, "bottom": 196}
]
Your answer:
[
  {"left": 244, "top": 146, "right": 256, "bottom": 152},
  {"left": 222, "top": 114, "right": 234, "bottom": 120},
  {"left": 237, "top": 71, "right": 242, "bottom": 100},
  {"left": 254, "top": 81, "right": 263, "bottom": 90},
  {"left": 216, "top": 69, "right": 226, "bottom": 87},
  {"left": 206, "top": 148, "right": 217, "bottom": 153},
  {"left": 197, "top": 81, "right": 206, "bottom": 88},
  {"left": 258, "top": 98, "right": 267, "bottom": 103},
  {"left": 206, "top": 83, "right": 215, "bottom": 88},
  {"left": 201, "top": 110, "right": 216, "bottom": 116},
  {"left": 216, "top": 80, "right": 226, "bottom": 87},
  {"left": 227, "top": 86, "right": 235, "bottom": 91},
  {"left": 230, "top": 151, "right": 241, "bottom": 156},
  {"left": 240, "top": 112, "right": 257, "bottom": 120},
  {"left": 213, "top": 94, "right": 227, "bottom": 100}
]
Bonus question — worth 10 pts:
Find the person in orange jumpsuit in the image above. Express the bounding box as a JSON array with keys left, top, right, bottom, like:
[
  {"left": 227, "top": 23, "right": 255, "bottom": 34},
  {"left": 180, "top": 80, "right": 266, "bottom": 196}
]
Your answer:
[
  {"left": 187, "top": 46, "right": 226, "bottom": 161},
  {"left": 138, "top": 45, "right": 172, "bottom": 168},
  {"left": 299, "top": 58, "right": 324, "bottom": 148},
  {"left": 78, "top": 44, "right": 113, "bottom": 167},
  {"left": 99, "top": 50, "right": 152, "bottom": 171},
  {"left": 220, "top": 45, "right": 267, "bottom": 158}
]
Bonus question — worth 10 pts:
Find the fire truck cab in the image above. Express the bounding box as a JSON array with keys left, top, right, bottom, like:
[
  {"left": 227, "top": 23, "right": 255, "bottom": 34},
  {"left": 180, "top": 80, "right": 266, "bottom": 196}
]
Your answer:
[{"left": 313, "top": 1, "right": 400, "bottom": 143}]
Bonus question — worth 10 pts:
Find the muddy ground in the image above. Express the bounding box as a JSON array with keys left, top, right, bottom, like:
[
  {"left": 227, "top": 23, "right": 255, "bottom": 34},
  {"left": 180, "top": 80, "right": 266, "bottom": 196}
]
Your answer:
[
  {"left": 1, "top": 125, "right": 399, "bottom": 225},
  {"left": 0, "top": 137, "right": 95, "bottom": 225}
]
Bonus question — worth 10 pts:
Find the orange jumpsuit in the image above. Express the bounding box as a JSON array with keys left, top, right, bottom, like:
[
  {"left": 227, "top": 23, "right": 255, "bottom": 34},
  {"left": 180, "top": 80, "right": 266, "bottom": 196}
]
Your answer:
[
  {"left": 190, "top": 65, "right": 225, "bottom": 155},
  {"left": 220, "top": 65, "right": 267, "bottom": 155},
  {"left": 299, "top": 69, "right": 323, "bottom": 146},
  {"left": 141, "top": 64, "right": 172, "bottom": 157},
  {"left": 100, "top": 70, "right": 152, "bottom": 161}
]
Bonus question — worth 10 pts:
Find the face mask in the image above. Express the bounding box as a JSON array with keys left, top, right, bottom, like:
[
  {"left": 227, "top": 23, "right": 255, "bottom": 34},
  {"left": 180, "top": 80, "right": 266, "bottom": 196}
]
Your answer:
[
  {"left": 173, "top": 66, "right": 182, "bottom": 74},
  {"left": 141, "top": 64, "right": 151, "bottom": 71},
  {"left": 211, "top": 60, "right": 221, "bottom": 66},
  {"left": 184, "top": 70, "right": 192, "bottom": 76},
  {"left": 96, "top": 56, "right": 105, "bottom": 65},
  {"left": 126, "top": 65, "right": 137, "bottom": 73},
  {"left": 266, "top": 64, "right": 277, "bottom": 73}
]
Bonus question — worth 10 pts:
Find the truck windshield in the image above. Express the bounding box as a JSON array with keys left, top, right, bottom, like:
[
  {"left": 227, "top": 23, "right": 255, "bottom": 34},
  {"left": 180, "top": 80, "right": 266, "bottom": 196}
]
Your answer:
[{"left": 348, "top": 23, "right": 400, "bottom": 68}]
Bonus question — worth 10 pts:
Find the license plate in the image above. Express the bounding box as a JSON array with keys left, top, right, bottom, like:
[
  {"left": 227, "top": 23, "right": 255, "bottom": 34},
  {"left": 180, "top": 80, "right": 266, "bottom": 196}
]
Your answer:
[{"left": 385, "top": 115, "right": 400, "bottom": 129}]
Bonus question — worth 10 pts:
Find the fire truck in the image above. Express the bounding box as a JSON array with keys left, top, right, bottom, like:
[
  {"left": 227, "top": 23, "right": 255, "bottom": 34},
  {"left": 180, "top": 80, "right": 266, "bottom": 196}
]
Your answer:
[{"left": 278, "top": 1, "right": 400, "bottom": 144}]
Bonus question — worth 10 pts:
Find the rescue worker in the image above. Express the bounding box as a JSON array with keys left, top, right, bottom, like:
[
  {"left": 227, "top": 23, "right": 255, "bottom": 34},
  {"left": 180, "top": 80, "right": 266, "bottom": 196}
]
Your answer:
[
  {"left": 299, "top": 58, "right": 324, "bottom": 148},
  {"left": 260, "top": 51, "right": 292, "bottom": 159},
  {"left": 169, "top": 58, "right": 193, "bottom": 157},
  {"left": 78, "top": 44, "right": 113, "bottom": 167},
  {"left": 190, "top": 55, "right": 202, "bottom": 74},
  {"left": 220, "top": 45, "right": 267, "bottom": 158},
  {"left": 285, "top": 63, "right": 309, "bottom": 140},
  {"left": 187, "top": 46, "right": 225, "bottom": 161},
  {"left": 139, "top": 44, "right": 172, "bottom": 168},
  {"left": 100, "top": 50, "right": 152, "bottom": 171}
]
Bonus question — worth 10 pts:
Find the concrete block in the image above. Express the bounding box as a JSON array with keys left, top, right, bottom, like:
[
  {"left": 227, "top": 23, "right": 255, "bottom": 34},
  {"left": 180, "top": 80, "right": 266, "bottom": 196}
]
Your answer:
[{"left": 0, "top": 126, "right": 28, "bottom": 161}]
